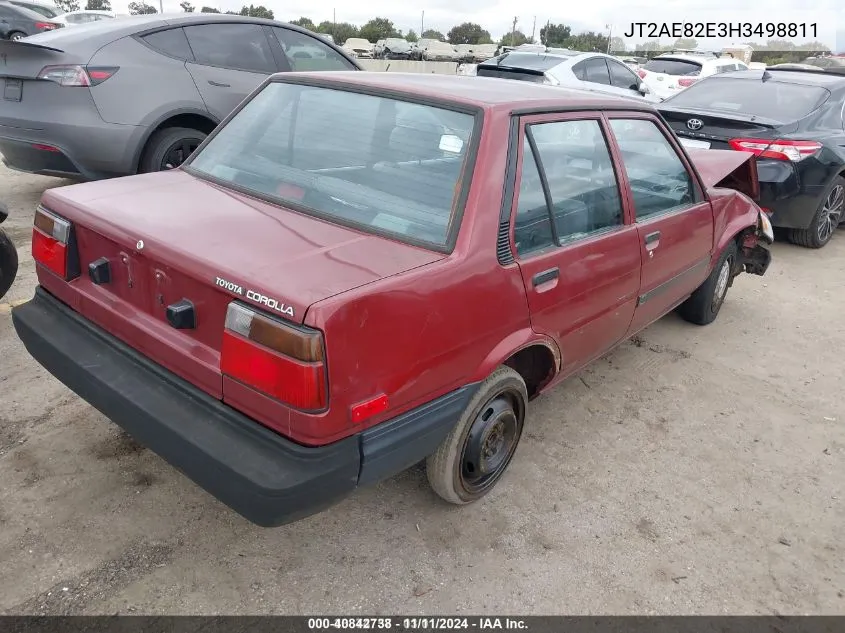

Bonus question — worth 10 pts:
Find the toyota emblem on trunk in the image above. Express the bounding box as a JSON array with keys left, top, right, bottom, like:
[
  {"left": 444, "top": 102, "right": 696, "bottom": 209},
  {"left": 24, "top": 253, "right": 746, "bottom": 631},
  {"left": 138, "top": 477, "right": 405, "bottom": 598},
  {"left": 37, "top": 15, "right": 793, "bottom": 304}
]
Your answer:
[{"left": 687, "top": 118, "right": 703, "bottom": 131}]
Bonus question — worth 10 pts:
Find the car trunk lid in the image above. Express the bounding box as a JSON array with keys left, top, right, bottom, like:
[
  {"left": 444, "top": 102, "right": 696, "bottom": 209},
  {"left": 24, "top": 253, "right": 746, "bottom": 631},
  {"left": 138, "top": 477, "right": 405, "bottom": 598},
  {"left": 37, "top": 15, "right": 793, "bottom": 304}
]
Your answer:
[
  {"left": 38, "top": 170, "right": 445, "bottom": 398},
  {"left": 659, "top": 106, "right": 784, "bottom": 150}
]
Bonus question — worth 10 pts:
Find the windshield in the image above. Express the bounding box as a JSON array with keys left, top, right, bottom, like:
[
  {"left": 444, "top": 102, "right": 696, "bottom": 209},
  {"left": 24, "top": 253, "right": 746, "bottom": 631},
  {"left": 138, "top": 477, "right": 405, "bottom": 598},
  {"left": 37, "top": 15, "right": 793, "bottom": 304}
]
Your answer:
[
  {"left": 187, "top": 82, "right": 478, "bottom": 250},
  {"left": 643, "top": 58, "right": 703, "bottom": 76},
  {"left": 480, "top": 52, "right": 564, "bottom": 72},
  {"left": 664, "top": 77, "right": 830, "bottom": 122}
]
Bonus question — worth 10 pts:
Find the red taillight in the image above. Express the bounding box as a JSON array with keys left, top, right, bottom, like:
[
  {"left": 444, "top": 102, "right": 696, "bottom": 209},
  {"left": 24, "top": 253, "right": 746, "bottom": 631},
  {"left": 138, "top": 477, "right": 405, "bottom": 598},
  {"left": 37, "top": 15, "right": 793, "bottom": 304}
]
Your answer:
[
  {"left": 677, "top": 77, "right": 698, "bottom": 87},
  {"left": 37, "top": 65, "right": 119, "bottom": 87},
  {"left": 221, "top": 303, "right": 327, "bottom": 411},
  {"left": 32, "top": 206, "right": 77, "bottom": 279},
  {"left": 637, "top": 69, "right": 646, "bottom": 78},
  {"left": 32, "top": 143, "right": 60, "bottom": 152},
  {"left": 728, "top": 138, "right": 822, "bottom": 162},
  {"left": 35, "top": 21, "right": 59, "bottom": 30}
]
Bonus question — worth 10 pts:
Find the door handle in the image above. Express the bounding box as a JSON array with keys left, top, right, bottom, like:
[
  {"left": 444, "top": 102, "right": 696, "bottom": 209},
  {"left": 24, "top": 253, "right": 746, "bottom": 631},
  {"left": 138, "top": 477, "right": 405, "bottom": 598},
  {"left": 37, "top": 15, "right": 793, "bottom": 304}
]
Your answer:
[
  {"left": 644, "top": 231, "right": 660, "bottom": 245},
  {"left": 207, "top": 80, "right": 231, "bottom": 87},
  {"left": 532, "top": 267, "right": 559, "bottom": 287}
]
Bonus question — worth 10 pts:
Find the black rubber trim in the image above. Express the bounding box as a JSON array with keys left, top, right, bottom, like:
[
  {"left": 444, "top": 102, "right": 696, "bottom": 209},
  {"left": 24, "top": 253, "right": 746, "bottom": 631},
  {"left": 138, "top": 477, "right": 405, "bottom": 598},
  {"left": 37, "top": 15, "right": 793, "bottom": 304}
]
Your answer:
[
  {"left": 12, "top": 288, "right": 360, "bottom": 528},
  {"left": 12, "top": 287, "right": 479, "bottom": 527},
  {"left": 358, "top": 382, "right": 479, "bottom": 486},
  {"left": 638, "top": 256, "right": 710, "bottom": 306}
]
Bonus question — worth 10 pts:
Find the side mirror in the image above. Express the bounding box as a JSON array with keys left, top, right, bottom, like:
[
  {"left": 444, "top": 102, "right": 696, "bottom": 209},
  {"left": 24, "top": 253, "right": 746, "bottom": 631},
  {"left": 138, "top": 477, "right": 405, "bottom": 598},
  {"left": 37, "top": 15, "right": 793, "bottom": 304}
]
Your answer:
[{"left": 638, "top": 82, "right": 650, "bottom": 95}]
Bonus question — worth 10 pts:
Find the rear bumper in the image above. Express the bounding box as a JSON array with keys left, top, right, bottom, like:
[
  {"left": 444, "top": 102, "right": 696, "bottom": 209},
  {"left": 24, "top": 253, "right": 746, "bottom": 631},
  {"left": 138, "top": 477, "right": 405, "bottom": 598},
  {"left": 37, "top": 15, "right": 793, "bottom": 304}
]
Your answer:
[
  {"left": 0, "top": 116, "right": 141, "bottom": 180},
  {"left": 12, "top": 288, "right": 476, "bottom": 526}
]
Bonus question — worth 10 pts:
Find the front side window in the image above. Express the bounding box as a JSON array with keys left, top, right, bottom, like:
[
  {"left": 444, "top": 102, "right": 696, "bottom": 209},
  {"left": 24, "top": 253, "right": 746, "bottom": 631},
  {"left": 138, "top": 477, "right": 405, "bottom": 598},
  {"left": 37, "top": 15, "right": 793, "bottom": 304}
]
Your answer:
[
  {"left": 513, "top": 119, "right": 623, "bottom": 256},
  {"left": 608, "top": 59, "right": 639, "bottom": 90},
  {"left": 272, "top": 27, "right": 356, "bottom": 71},
  {"left": 184, "top": 23, "right": 276, "bottom": 74},
  {"left": 609, "top": 118, "right": 694, "bottom": 219},
  {"left": 187, "top": 82, "right": 477, "bottom": 249}
]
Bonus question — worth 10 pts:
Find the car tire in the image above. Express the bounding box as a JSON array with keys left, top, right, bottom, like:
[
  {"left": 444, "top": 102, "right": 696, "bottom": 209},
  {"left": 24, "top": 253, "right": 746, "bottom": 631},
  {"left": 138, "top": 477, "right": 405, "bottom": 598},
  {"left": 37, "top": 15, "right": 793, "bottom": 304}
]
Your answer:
[
  {"left": 678, "top": 240, "right": 738, "bottom": 326},
  {"left": 0, "top": 230, "right": 19, "bottom": 301},
  {"left": 426, "top": 366, "right": 527, "bottom": 505},
  {"left": 787, "top": 176, "right": 845, "bottom": 249},
  {"left": 8, "top": 31, "right": 26, "bottom": 41},
  {"left": 139, "top": 127, "right": 207, "bottom": 173}
]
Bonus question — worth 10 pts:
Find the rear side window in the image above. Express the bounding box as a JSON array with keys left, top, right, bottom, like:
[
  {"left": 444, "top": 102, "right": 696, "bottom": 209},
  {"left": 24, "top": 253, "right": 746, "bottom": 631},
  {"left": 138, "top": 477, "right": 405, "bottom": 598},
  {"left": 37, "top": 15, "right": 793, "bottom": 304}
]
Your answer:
[
  {"left": 142, "top": 28, "right": 194, "bottom": 60},
  {"left": 514, "top": 119, "right": 623, "bottom": 256},
  {"left": 187, "top": 82, "right": 477, "bottom": 250},
  {"left": 643, "top": 58, "right": 702, "bottom": 76},
  {"left": 663, "top": 77, "right": 830, "bottom": 122},
  {"left": 184, "top": 23, "right": 276, "bottom": 74},
  {"left": 582, "top": 58, "right": 611, "bottom": 85},
  {"left": 271, "top": 27, "right": 355, "bottom": 71}
]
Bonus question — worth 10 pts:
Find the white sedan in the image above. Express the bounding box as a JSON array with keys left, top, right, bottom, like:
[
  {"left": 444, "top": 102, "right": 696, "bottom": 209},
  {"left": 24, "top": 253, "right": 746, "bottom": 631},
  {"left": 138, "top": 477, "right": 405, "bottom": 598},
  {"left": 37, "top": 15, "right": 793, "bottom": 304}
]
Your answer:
[{"left": 53, "top": 9, "right": 115, "bottom": 26}]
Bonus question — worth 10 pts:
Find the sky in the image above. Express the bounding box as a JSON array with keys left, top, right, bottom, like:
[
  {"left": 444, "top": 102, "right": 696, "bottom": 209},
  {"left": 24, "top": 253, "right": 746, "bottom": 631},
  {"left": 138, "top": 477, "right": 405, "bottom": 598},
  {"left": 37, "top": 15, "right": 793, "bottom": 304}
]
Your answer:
[{"left": 118, "top": 0, "right": 843, "bottom": 51}]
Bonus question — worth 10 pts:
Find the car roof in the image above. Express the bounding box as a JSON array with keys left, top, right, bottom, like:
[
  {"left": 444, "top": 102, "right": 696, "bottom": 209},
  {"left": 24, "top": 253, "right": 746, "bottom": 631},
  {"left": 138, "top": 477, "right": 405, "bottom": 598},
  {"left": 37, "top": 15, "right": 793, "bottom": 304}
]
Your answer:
[
  {"left": 23, "top": 13, "right": 321, "bottom": 54},
  {"left": 271, "top": 71, "right": 655, "bottom": 112},
  {"left": 719, "top": 68, "right": 845, "bottom": 87}
]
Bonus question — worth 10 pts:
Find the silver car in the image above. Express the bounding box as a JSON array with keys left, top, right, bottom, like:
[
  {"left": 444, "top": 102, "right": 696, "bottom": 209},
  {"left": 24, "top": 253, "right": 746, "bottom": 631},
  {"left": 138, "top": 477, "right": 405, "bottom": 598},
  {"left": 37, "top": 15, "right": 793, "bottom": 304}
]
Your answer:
[
  {"left": 0, "top": 13, "right": 359, "bottom": 180},
  {"left": 476, "top": 49, "right": 659, "bottom": 102}
]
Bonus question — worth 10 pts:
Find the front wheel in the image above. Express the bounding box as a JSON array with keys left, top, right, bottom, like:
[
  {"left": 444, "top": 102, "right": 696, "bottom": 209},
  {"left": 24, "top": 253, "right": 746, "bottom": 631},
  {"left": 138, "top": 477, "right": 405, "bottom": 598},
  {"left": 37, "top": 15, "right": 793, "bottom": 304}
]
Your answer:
[
  {"left": 0, "top": 230, "right": 19, "bottom": 301},
  {"left": 426, "top": 366, "right": 527, "bottom": 504},
  {"left": 8, "top": 32, "right": 26, "bottom": 41},
  {"left": 787, "top": 176, "right": 845, "bottom": 249},
  {"left": 678, "top": 241, "right": 738, "bottom": 326}
]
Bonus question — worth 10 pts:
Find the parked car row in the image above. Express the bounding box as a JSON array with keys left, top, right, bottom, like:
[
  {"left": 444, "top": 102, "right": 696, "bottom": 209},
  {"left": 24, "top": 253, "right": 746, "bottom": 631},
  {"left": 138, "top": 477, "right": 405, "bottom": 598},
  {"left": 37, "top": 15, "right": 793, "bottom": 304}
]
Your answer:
[
  {"left": 1, "top": 0, "right": 121, "bottom": 39},
  {"left": 344, "top": 36, "right": 498, "bottom": 63}
]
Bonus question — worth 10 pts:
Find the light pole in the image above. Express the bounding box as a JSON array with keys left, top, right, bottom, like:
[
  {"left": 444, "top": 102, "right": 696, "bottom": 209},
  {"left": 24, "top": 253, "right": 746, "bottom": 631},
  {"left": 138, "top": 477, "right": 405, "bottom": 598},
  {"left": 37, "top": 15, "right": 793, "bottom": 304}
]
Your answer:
[
  {"left": 606, "top": 23, "right": 612, "bottom": 53},
  {"left": 421, "top": 10, "right": 424, "bottom": 36}
]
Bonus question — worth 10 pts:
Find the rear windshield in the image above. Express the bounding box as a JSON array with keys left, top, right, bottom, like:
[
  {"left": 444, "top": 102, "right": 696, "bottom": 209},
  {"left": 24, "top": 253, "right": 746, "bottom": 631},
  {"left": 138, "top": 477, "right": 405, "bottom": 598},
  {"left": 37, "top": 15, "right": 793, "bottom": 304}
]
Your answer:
[
  {"left": 643, "top": 58, "right": 703, "bottom": 76},
  {"left": 480, "top": 52, "right": 563, "bottom": 72},
  {"left": 476, "top": 67, "right": 546, "bottom": 83},
  {"left": 187, "top": 82, "right": 477, "bottom": 250},
  {"left": 664, "top": 77, "right": 830, "bottom": 122}
]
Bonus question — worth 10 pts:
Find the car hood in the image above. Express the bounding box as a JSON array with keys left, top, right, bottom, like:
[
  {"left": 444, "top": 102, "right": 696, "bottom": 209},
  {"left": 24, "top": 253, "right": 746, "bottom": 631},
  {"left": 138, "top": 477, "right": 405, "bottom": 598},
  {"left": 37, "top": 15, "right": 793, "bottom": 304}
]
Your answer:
[{"left": 686, "top": 148, "right": 759, "bottom": 201}]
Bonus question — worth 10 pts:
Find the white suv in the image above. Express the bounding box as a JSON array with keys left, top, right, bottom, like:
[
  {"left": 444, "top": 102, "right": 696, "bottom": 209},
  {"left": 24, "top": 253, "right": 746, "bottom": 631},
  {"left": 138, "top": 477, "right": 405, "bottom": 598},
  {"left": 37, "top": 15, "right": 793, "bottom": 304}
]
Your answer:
[{"left": 638, "top": 51, "right": 748, "bottom": 100}]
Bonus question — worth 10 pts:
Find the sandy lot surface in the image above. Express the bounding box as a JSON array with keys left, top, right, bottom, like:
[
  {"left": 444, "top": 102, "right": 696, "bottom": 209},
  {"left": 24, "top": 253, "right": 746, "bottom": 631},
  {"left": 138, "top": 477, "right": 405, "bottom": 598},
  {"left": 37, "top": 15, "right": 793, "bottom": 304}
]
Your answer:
[{"left": 0, "top": 162, "right": 843, "bottom": 615}]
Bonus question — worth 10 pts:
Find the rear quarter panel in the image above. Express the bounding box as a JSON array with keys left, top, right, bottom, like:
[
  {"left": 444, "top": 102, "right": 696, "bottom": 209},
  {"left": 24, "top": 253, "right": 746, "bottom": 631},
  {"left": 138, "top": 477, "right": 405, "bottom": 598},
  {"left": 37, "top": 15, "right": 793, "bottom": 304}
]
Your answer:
[{"left": 88, "top": 35, "right": 205, "bottom": 126}]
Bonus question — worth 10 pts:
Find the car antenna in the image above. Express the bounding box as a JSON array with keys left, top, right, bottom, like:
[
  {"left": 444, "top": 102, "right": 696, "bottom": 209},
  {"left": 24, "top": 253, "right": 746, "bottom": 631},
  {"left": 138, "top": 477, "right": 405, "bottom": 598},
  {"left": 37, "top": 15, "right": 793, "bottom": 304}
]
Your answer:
[{"left": 761, "top": 69, "right": 772, "bottom": 82}]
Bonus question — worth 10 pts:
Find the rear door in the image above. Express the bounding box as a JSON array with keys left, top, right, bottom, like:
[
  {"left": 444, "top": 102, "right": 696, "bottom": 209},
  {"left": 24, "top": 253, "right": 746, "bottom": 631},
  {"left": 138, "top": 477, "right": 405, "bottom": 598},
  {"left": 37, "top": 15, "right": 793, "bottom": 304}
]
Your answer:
[
  {"left": 605, "top": 114, "right": 715, "bottom": 333},
  {"left": 184, "top": 22, "right": 278, "bottom": 121},
  {"left": 606, "top": 57, "right": 644, "bottom": 99},
  {"left": 509, "top": 112, "right": 642, "bottom": 376}
]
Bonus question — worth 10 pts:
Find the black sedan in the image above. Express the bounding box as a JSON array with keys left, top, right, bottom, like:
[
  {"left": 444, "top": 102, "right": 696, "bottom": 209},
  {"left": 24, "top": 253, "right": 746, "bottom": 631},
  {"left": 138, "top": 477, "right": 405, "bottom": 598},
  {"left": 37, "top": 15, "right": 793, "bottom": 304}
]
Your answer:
[
  {"left": 658, "top": 68, "right": 845, "bottom": 248},
  {"left": 0, "top": 0, "right": 61, "bottom": 39}
]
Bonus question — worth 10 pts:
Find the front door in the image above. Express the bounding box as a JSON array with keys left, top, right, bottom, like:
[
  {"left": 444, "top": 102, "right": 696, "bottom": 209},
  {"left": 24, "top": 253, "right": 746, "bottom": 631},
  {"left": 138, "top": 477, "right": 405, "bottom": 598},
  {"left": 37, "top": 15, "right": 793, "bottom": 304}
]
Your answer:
[
  {"left": 605, "top": 115, "right": 715, "bottom": 333},
  {"left": 183, "top": 22, "right": 278, "bottom": 121},
  {"left": 510, "top": 113, "right": 642, "bottom": 377}
]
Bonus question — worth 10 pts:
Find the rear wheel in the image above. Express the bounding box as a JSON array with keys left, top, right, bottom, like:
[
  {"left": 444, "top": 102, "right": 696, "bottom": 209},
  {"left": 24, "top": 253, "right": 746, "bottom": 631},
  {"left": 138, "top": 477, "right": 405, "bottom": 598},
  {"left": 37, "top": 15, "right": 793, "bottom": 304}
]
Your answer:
[
  {"left": 8, "top": 31, "right": 26, "bottom": 41},
  {"left": 678, "top": 241, "right": 738, "bottom": 326},
  {"left": 426, "top": 366, "right": 527, "bottom": 504},
  {"left": 0, "top": 230, "right": 19, "bottom": 301},
  {"left": 787, "top": 176, "right": 845, "bottom": 249},
  {"left": 139, "top": 127, "right": 207, "bottom": 173}
]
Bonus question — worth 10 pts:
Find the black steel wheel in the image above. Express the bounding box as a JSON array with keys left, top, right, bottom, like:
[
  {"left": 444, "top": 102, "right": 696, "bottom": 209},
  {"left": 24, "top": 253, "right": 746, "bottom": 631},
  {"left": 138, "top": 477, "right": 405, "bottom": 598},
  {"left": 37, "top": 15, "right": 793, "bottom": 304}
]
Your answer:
[
  {"left": 139, "top": 126, "right": 207, "bottom": 173},
  {"left": 426, "top": 366, "right": 527, "bottom": 504}
]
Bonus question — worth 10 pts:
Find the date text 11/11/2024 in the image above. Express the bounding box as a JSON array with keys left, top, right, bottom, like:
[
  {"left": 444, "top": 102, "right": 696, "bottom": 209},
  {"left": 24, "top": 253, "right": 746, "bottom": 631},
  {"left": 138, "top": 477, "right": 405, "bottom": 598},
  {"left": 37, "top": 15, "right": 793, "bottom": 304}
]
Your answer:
[{"left": 307, "top": 618, "right": 529, "bottom": 630}]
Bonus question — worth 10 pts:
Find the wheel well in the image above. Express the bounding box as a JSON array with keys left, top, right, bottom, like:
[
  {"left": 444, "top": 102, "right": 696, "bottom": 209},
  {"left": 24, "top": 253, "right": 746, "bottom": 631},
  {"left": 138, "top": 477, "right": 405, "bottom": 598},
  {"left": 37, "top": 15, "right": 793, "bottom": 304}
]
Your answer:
[
  {"left": 136, "top": 113, "right": 218, "bottom": 172},
  {"left": 504, "top": 345, "right": 557, "bottom": 400}
]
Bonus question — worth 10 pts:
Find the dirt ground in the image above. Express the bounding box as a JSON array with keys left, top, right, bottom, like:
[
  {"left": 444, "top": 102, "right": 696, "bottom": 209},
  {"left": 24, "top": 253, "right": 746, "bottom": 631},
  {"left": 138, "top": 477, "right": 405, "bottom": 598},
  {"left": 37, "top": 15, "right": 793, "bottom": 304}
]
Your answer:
[{"left": 0, "top": 161, "right": 843, "bottom": 615}]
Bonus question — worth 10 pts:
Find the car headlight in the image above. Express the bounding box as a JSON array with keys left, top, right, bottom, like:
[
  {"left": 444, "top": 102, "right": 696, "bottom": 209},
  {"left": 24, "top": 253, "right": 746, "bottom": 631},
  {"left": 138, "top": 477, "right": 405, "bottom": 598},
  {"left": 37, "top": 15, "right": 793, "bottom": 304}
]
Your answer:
[{"left": 758, "top": 209, "right": 774, "bottom": 244}]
